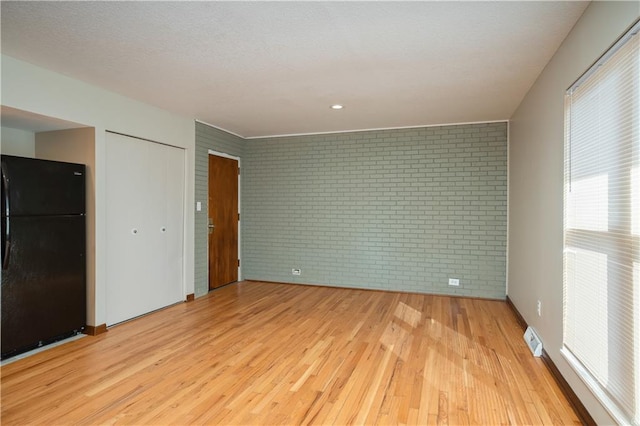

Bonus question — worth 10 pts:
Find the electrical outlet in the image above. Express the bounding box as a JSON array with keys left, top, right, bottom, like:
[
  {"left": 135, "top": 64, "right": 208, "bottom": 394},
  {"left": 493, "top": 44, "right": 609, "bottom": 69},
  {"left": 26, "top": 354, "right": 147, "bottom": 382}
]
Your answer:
[
  {"left": 292, "top": 268, "right": 301, "bottom": 276},
  {"left": 537, "top": 300, "right": 542, "bottom": 317},
  {"left": 448, "top": 278, "right": 460, "bottom": 287}
]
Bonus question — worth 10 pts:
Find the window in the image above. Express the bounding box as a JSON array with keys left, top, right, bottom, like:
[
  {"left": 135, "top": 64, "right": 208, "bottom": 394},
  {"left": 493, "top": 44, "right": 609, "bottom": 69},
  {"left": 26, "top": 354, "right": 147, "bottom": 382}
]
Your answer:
[{"left": 563, "top": 21, "right": 639, "bottom": 425}]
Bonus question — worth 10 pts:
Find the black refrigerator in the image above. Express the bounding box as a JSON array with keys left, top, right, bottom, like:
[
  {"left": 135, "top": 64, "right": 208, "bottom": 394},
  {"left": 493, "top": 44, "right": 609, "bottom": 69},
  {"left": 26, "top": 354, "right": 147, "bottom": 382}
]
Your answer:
[{"left": 1, "top": 155, "right": 86, "bottom": 359}]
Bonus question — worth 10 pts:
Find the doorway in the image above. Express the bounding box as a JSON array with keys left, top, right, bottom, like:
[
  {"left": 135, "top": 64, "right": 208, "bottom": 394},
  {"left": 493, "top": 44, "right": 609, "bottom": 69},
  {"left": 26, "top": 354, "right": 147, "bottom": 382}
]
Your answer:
[
  {"left": 208, "top": 152, "right": 240, "bottom": 290},
  {"left": 106, "top": 132, "right": 185, "bottom": 325}
]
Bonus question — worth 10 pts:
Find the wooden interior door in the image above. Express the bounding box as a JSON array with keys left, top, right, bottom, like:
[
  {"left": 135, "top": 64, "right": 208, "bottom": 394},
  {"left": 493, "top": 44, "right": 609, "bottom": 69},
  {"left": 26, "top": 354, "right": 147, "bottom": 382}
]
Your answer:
[{"left": 208, "top": 154, "right": 239, "bottom": 290}]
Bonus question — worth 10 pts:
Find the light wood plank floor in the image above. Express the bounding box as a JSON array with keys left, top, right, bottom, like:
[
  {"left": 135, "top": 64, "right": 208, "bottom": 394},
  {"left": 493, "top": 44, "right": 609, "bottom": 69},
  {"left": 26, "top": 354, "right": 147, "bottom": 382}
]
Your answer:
[{"left": 1, "top": 281, "right": 579, "bottom": 425}]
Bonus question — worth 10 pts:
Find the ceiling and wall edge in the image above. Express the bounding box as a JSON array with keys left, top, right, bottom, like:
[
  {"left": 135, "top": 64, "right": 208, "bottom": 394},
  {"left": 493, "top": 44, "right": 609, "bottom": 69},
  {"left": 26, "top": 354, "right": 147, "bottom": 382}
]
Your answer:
[{"left": 196, "top": 117, "right": 510, "bottom": 141}]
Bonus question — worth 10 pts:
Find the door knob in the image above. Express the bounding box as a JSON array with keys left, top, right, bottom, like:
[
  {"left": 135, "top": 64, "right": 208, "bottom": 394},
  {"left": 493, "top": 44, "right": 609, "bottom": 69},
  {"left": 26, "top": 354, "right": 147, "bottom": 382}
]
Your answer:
[{"left": 208, "top": 218, "right": 215, "bottom": 234}]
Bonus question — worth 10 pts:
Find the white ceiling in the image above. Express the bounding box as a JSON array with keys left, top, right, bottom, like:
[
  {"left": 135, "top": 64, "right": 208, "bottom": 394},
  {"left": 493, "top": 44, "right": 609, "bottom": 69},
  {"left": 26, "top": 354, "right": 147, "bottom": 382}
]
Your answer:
[{"left": 1, "top": 1, "right": 588, "bottom": 138}]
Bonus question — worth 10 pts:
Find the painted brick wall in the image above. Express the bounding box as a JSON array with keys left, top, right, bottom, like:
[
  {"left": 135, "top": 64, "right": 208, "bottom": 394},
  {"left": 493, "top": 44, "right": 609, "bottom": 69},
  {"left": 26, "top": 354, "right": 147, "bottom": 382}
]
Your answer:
[
  {"left": 242, "top": 122, "right": 507, "bottom": 299},
  {"left": 194, "top": 122, "right": 244, "bottom": 296}
]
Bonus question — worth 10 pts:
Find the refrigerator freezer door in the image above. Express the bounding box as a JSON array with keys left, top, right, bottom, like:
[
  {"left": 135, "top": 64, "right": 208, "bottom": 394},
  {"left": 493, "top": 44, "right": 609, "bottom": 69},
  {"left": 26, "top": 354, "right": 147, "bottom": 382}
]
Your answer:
[
  {"left": 1, "top": 155, "right": 85, "bottom": 217},
  {"left": 1, "top": 215, "right": 86, "bottom": 359}
]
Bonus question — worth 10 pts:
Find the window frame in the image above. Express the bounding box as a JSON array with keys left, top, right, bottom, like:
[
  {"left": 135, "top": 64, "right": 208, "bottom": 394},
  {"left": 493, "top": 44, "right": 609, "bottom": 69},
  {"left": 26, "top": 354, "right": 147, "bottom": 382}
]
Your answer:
[{"left": 562, "top": 19, "right": 640, "bottom": 426}]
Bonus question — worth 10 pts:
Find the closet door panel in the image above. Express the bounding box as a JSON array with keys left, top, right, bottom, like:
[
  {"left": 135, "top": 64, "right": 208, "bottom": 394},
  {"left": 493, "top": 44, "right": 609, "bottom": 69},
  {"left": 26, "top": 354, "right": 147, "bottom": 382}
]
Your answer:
[
  {"left": 143, "top": 140, "right": 172, "bottom": 313},
  {"left": 105, "top": 133, "right": 184, "bottom": 326},
  {"left": 106, "top": 133, "right": 149, "bottom": 325},
  {"left": 161, "top": 145, "right": 185, "bottom": 304}
]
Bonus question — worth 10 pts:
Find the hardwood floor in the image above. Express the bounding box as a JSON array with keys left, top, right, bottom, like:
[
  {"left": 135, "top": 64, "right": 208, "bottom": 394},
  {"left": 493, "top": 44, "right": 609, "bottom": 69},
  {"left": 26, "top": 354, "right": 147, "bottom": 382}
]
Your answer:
[{"left": 1, "top": 281, "right": 579, "bottom": 425}]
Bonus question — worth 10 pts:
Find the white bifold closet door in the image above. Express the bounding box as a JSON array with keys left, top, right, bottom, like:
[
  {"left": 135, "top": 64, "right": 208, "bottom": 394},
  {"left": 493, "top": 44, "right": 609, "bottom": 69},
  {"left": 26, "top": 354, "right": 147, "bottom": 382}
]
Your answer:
[{"left": 105, "top": 132, "right": 184, "bottom": 326}]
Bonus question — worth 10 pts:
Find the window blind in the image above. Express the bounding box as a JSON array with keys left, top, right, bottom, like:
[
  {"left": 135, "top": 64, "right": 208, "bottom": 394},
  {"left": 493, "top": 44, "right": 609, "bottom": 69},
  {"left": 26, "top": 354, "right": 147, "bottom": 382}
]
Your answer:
[{"left": 563, "top": 20, "right": 639, "bottom": 425}]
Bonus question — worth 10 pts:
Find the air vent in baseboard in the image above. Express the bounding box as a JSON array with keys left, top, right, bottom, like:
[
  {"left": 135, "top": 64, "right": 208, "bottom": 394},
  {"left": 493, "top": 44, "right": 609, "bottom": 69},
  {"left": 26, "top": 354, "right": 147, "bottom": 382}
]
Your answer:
[{"left": 524, "top": 326, "right": 542, "bottom": 357}]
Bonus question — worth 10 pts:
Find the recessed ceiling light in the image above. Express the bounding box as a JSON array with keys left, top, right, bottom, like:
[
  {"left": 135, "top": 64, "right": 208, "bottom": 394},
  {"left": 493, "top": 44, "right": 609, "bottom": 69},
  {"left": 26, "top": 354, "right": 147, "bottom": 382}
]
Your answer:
[{"left": 331, "top": 104, "right": 344, "bottom": 110}]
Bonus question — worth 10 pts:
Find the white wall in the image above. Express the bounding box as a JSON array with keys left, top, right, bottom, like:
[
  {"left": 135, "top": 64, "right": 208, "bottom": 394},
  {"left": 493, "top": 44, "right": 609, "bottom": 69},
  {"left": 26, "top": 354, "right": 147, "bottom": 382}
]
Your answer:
[
  {"left": 1, "top": 126, "right": 35, "bottom": 157},
  {"left": 1, "top": 55, "right": 196, "bottom": 327},
  {"left": 508, "top": 2, "right": 639, "bottom": 424}
]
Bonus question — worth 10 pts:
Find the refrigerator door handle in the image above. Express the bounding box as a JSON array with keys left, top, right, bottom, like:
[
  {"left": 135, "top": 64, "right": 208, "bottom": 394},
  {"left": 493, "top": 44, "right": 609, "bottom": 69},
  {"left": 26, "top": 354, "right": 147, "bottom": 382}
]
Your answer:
[
  {"left": 2, "top": 163, "right": 10, "bottom": 270},
  {"left": 2, "top": 216, "right": 9, "bottom": 270}
]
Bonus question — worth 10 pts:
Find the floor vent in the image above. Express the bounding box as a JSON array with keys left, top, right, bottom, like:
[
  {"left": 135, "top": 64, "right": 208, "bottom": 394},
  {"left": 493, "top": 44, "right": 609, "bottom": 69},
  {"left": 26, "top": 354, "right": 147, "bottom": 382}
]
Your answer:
[{"left": 524, "top": 326, "right": 543, "bottom": 357}]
